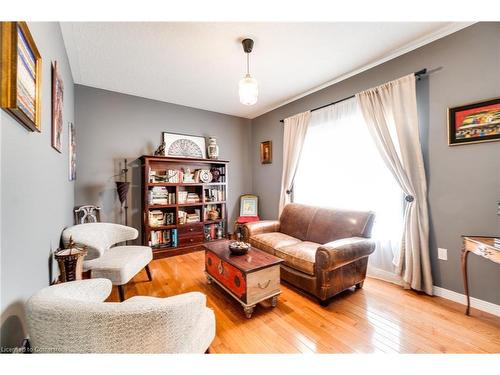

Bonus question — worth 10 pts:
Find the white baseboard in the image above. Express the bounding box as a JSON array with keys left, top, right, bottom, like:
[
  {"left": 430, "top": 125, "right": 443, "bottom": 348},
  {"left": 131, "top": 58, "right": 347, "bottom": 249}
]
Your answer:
[
  {"left": 367, "top": 267, "right": 500, "bottom": 317},
  {"left": 367, "top": 266, "right": 402, "bottom": 286},
  {"left": 432, "top": 286, "right": 500, "bottom": 317}
]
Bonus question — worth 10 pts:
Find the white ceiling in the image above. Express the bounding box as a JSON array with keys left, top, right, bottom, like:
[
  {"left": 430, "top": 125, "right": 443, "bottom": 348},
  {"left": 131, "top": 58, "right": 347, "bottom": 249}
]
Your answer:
[{"left": 60, "top": 22, "right": 471, "bottom": 119}]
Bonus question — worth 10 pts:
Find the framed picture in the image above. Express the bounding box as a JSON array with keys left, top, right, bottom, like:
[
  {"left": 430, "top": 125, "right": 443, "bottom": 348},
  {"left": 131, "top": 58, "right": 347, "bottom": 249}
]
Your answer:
[
  {"left": 260, "top": 140, "right": 272, "bottom": 164},
  {"left": 448, "top": 97, "right": 500, "bottom": 146},
  {"left": 0, "top": 22, "right": 42, "bottom": 132},
  {"left": 240, "top": 195, "right": 258, "bottom": 216},
  {"left": 162, "top": 132, "right": 207, "bottom": 159},
  {"left": 69, "top": 122, "right": 76, "bottom": 181},
  {"left": 52, "top": 61, "right": 64, "bottom": 152}
]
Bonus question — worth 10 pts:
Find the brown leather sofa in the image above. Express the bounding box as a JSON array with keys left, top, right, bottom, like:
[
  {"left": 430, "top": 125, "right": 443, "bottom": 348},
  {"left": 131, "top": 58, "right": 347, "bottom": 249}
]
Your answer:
[{"left": 242, "top": 203, "right": 376, "bottom": 306}]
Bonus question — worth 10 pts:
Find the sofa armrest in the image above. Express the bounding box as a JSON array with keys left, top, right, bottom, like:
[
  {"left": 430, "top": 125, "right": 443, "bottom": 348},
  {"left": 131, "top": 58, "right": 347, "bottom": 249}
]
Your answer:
[
  {"left": 316, "top": 237, "right": 375, "bottom": 271},
  {"left": 241, "top": 220, "right": 280, "bottom": 240}
]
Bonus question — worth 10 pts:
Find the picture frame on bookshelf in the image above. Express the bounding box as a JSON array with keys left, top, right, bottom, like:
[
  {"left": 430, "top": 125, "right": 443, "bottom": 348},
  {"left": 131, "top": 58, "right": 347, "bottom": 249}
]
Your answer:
[
  {"left": 162, "top": 132, "right": 207, "bottom": 159},
  {"left": 0, "top": 22, "right": 42, "bottom": 132}
]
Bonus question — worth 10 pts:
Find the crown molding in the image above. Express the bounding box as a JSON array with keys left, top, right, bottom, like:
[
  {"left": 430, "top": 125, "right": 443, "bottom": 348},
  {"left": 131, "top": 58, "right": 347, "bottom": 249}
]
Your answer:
[{"left": 250, "top": 22, "right": 476, "bottom": 119}]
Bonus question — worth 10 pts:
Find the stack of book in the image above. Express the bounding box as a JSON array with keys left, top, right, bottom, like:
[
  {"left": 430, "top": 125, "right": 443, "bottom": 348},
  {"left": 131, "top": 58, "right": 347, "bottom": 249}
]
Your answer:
[
  {"left": 149, "top": 210, "right": 166, "bottom": 227},
  {"left": 186, "top": 192, "right": 200, "bottom": 203},
  {"left": 186, "top": 213, "right": 200, "bottom": 223},
  {"left": 178, "top": 191, "right": 200, "bottom": 204},
  {"left": 149, "top": 187, "right": 175, "bottom": 205}
]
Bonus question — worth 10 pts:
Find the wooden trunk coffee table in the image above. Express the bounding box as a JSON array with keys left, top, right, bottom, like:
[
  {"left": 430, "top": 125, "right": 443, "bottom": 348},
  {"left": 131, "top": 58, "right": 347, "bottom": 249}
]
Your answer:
[{"left": 204, "top": 240, "right": 283, "bottom": 318}]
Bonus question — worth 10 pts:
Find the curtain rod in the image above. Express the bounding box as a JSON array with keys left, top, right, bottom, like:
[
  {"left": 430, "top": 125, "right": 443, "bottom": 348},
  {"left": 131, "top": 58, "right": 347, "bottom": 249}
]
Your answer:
[{"left": 279, "top": 68, "right": 428, "bottom": 123}]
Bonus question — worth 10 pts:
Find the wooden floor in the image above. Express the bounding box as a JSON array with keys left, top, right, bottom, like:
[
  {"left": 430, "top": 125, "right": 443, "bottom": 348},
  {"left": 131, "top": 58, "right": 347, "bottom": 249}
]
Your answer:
[{"left": 108, "top": 250, "right": 500, "bottom": 353}]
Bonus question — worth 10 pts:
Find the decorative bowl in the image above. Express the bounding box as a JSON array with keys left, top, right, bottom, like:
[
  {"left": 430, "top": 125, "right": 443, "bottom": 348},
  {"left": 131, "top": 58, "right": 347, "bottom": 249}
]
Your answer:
[{"left": 228, "top": 241, "right": 251, "bottom": 255}]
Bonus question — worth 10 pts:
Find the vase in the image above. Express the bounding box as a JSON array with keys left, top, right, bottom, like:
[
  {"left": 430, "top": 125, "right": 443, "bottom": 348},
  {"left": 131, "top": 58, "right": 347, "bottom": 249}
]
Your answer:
[{"left": 207, "top": 137, "right": 219, "bottom": 159}]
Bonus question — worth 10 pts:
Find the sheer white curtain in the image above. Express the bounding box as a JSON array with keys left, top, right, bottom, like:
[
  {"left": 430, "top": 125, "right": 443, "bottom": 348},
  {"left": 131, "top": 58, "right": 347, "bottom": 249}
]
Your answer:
[
  {"left": 279, "top": 111, "right": 311, "bottom": 215},
  {"left": 293, "top": 98, "right": 403, "bottom": 277}
]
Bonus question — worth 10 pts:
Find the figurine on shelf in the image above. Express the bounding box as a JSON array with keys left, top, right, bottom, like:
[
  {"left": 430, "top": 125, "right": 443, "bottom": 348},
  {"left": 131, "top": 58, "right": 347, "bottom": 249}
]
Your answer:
[
  {"left": 207, "top": 137, "right": 219, "bottom": 159},
  {"left": 183, "top": 168, "right": 195, "bottom": 183},
  {"left": 207, "top": 207, "right": 219, "bottom": 221},
  {"left": 216, "top": 225, "right": 223, "bottom": 239},
  {"left": 210, "top": 167, "right": 221, "bottom": 182},
  {"left": 154, "top": 141, "right": 166, "bottom": 156}
]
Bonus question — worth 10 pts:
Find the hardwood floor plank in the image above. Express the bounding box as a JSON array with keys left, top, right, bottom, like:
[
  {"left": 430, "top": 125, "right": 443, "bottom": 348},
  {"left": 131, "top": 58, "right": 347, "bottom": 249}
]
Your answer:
[{"left": 107, "top": 252, "right": 500, "bottom": 353}]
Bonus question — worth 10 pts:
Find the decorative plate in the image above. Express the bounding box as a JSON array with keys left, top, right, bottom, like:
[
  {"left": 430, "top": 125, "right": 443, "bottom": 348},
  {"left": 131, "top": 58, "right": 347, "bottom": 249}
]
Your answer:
[{"left": 199, "top": 169, "right": 213, "bottom": 183}]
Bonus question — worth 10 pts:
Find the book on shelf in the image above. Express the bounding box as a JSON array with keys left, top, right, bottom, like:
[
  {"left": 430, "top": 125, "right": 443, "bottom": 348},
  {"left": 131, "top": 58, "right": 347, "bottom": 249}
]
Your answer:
[
  {"left": 150, "top": 229, "right": 171, "bottom": 247},
  {"left": 204, "top": 187, "right": 225, "bottom": 202},
  {"left": 172, "top": 229, "right": 178, "bottom": 247},
  {"left": 178, "top": 191, "right": 188, "bottom": 204},
  {"left": 149, "top": 210, "right": 166, "bottom": 226},
  {"left": 149, "top": 168, "right": 181, "bottom": 183},
  {"left": 186, "top": 192, "right": 200, "bottom": 203},
  {"left": 148, "top": 187, "right": 175, "bottom": 205},
  {"left": 204, "top": 223, "right": 224, "bottom": 241}
]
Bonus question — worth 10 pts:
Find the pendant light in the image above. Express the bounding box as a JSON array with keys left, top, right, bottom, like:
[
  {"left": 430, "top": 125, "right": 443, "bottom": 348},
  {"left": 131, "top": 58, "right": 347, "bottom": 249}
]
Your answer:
[{"left": 238, "top": 38, "right": 258, "bottom": 106}]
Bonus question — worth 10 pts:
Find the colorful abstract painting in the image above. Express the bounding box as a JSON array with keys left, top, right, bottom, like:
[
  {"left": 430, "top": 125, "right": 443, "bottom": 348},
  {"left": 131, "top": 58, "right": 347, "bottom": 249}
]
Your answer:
[
  {"left": 449, "top": 98, "right": 500, "bottom": 145},
  {"left": 52, "top": 61, "right": 64, "bottom": 152},
  {"left": 16, "top": 24, "right": 36, "bottom": 122}
]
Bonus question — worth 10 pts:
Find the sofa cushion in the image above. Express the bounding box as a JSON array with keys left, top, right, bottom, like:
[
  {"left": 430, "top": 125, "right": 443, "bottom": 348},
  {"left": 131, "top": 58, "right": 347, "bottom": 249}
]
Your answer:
[
  {"left": 306, "top": 207, "right": 375, "bottom": 244},
  {"left": 83, "top": 245, "right": 153, "bottom": 285},
  {"left": 279, "top": 203, "right": 317, "bottom": 241},
  {"left": 275, "top": 241, "right": 319, "bottom": 276},
  {"left": 249, "top": 232, "right": 301, "bottom": 256}
]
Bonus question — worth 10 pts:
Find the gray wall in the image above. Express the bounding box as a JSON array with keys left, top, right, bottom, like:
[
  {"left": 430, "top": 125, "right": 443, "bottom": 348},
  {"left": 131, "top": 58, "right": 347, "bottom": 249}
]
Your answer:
[
  {"left": 251, "top": 22, "right": 500, "bottom": 305},
  {"left": 74, "top": 85, "right": 252, "bottom": 237},
  {"left": 1, "top": 22, "right": 75, "bottom": 349}
]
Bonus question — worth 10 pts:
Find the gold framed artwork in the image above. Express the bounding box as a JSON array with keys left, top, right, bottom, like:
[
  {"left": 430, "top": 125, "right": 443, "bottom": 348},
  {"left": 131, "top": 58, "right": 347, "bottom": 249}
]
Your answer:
[
  {"left": 0, "top": 22, "right": 42, "bottom": 132},
  {"left": 260, "top": 140, "right": 272, "bottom": 164},
  {"left": 51, "top": 61, "right": 64, "bottom": 152}
]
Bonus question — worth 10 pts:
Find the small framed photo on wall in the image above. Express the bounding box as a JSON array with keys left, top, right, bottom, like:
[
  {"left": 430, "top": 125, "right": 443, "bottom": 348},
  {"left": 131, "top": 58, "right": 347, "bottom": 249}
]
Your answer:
[
  {"left": 260, "top": 141, "right": 272, "bottom": 164},
  {"left": 448, "top": 97, "right": 500, "bottom": 146}
]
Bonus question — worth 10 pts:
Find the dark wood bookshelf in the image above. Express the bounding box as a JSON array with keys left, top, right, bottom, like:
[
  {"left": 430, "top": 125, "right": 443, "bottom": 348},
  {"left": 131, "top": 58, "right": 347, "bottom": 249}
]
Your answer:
[{"left": 141, "top": 155, "right": 229, "bottom": 259}]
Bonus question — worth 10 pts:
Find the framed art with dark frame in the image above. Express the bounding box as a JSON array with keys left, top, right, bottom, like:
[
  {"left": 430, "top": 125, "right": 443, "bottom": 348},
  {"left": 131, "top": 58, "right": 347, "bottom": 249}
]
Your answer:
[
  {"left": 448, "top": 97, "right": 500, "bottom": 146},
  {"left": 260, "top": 140, "right": 272, "bottom": 164},
  {"left": 162, "top": 132, "right": 207, "bottom": 159},
  {"left": 0, "top": 21, "right": 42, "bottom": 132}
]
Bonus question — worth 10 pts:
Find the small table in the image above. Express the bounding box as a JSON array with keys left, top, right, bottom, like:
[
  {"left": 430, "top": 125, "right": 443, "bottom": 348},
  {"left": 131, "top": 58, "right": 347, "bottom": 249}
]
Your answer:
[
  {"left": 461, "top": 236, "right": 500, "bottom": 315},
  {"left": 204, "top": 240, "right": 283, "bottom": 318}
]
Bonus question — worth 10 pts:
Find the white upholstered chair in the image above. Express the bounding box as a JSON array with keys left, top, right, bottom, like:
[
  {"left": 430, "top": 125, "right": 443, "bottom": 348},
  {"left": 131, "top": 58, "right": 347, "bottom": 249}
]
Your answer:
[
  {"left": 62, "top": 223, "right": 152, "bottom": 301},
  {"left": 26, "top": 279, "right": 215, "bottom": 353}
]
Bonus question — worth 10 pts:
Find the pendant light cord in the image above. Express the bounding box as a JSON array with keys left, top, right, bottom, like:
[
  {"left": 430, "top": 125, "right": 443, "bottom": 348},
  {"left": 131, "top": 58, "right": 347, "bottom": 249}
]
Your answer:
[{"left": 246, "top": 53, "right": 249, "bottom": 75}]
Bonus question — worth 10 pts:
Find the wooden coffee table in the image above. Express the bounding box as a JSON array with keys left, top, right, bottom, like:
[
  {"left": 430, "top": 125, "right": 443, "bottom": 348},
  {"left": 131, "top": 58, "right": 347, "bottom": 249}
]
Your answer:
[{"left": 204, "top": 240, "right": 283, "bottom": 318}]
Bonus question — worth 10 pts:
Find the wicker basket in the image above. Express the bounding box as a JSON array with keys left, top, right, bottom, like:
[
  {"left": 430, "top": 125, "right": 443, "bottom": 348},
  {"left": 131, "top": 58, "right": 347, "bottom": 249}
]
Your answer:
[{"left": 55, "top": 237, "right": 87, "bottom": 282}]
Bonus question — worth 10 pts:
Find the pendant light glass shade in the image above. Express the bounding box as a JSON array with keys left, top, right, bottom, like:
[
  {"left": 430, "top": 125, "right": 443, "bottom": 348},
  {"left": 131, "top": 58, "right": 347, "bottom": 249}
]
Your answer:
[{"left": 239, "top": 73, "right": 258, "bottom": 106}]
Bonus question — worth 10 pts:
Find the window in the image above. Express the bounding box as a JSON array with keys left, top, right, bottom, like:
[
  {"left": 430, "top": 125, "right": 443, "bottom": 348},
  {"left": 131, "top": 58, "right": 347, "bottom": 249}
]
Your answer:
[{"left": 293, "top": 98, "right": 403, "bottom": 273}]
